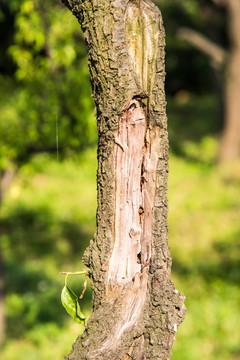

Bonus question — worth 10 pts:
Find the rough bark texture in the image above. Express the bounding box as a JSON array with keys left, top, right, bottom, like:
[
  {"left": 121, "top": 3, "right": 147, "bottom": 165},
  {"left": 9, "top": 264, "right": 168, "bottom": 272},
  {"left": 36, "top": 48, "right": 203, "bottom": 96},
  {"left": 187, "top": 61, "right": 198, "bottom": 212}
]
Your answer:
[{"left": 62, "top": 0, "right": 186, "bottom": 359}]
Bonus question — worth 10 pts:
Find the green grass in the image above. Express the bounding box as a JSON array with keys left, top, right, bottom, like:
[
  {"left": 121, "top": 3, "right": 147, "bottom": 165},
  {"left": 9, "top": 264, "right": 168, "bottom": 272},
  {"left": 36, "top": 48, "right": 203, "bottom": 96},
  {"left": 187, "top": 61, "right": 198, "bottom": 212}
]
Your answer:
[
  {"left": 0, "top": 148, "right": 97, "bottom": 359},
  {"left": 1, "top": 98, "right": 240, "bottom": 359},
  {"left": 169, "top": 153, "right": 240, "bottom": 360},
  {"left": 1, "top": 322, "right": 85, "bottom": 360}
]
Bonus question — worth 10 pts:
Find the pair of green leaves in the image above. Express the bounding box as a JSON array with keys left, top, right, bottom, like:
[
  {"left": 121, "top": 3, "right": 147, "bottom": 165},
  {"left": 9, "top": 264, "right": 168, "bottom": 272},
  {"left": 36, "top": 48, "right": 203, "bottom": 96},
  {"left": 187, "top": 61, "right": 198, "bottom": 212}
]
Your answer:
[{"left": 61, "top": 274, "right": 86, "bottom": 325}]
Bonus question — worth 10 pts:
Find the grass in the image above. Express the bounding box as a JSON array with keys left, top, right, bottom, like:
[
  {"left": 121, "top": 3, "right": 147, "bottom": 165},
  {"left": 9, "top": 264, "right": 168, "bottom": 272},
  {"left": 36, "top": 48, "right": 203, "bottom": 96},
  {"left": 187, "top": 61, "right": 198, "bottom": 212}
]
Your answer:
[
  {"left": 169, "top": 154, "right": 240, "bottom": 360},
  {"left": 0, "top": 148, "right": 96, "bottom": 359},
  {"left": 0, "top": 97, "right": 240, "bottom": 359}
]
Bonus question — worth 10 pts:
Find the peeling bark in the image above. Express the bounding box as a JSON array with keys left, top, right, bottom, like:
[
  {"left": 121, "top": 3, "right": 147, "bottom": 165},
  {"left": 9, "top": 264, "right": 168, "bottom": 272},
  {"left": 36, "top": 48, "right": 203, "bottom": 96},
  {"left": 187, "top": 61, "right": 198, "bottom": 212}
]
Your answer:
[{"left": 62, "top": 0, "right": 186, "bottom": 359}]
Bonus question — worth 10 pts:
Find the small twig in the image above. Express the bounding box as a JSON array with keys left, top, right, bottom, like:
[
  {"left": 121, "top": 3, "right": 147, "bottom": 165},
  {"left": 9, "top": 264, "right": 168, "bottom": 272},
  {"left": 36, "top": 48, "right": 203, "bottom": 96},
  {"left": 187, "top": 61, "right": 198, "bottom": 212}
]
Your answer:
[
  {"left": 79, "top": 279, "right": 88, "bottom": 299},
  {"left": 60, "top": 271, "right": 87, "bottom": 275},
  {"left": 177, "top": 27, "right": 228, "bottom": 68}
]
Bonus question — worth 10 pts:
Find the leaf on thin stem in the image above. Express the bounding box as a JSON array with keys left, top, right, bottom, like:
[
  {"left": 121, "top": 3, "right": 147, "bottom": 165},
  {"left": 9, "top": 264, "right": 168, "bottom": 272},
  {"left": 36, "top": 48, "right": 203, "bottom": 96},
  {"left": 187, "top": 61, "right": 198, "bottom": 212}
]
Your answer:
[{"left": 61, "top": 285, "right": 86, "bottom": 324}]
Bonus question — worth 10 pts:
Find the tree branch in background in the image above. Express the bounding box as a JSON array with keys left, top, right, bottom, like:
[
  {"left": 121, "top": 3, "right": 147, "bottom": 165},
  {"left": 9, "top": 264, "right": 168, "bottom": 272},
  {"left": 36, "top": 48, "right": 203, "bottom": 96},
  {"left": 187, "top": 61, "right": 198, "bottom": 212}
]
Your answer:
[
  {"left": 177, "top": 27, "right": 228, "bottom": 69},
  {"left": 211, "top": 0, "right": 227, "bottom": 7}
]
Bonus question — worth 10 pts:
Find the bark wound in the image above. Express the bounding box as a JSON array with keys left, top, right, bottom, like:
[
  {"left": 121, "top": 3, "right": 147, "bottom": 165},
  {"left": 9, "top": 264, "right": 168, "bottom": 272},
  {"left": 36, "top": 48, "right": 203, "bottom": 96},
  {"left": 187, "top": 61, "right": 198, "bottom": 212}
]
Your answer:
[
  {"left": 109, "top": 98, "right": 160, "bottom": 285},
  {"left": 109, "top": 99, "right": 145, "bottom": 282},
  {"left": 102, "top": 97, "right": 161, "bottom": 352},
  {"left": 99, "top": 271, "right": 148, "bottom": 353}
]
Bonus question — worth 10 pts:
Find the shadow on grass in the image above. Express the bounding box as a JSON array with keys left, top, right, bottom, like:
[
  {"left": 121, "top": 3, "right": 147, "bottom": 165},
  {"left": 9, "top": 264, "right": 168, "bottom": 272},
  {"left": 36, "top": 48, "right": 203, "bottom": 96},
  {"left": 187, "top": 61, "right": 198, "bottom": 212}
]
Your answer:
[
  {"left": 1, "top": 204, "right": 92, "bottom": 261},
  {"left": 172, "top": 234, "right": 240, "bottom": 286},
  {"left": 167, "top": 96, "right": 220, "bottom": 162},
  {"left": 0, "top": 203, "right": 93, "bottom": 340}
]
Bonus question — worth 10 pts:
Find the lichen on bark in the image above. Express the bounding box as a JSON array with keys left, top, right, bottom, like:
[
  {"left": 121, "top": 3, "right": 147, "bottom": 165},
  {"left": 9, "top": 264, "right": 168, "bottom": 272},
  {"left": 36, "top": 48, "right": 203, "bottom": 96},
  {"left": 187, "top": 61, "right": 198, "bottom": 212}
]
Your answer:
[{"left": 61, "top": 0, "right": 186, "bottom": 359}]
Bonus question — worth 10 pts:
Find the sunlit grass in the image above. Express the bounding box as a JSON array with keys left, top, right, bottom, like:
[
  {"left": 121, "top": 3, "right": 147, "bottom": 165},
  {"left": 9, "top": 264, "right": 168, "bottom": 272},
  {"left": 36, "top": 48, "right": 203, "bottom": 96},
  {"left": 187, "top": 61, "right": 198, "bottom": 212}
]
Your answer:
[
  {"left": 1, "top": 148, "right": 96, "bottom": 359},
  {"left": 169, "top": 140, "right": 240, "bottom": 360},
  {"left": 2, "top": 321, "right": 87, "bottom": 360}
]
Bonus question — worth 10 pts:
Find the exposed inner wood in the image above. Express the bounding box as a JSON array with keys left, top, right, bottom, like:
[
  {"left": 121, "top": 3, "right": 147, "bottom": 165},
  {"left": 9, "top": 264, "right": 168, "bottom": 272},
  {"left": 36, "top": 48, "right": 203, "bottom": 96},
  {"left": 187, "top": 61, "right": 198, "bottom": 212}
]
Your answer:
[
  {"left": 108, "top": 98, "right": 159, "bottom": 284},
  {"left": 99, "top": 271, "right": 148, "bottom": 353}
]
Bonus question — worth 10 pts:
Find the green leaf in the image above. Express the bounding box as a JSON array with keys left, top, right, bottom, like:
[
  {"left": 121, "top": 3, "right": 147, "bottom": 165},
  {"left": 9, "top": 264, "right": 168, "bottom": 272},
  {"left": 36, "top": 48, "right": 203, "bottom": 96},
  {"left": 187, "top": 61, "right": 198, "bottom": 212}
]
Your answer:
[{"left": 61, "top": 285, "right": 85, "bottom": 324}]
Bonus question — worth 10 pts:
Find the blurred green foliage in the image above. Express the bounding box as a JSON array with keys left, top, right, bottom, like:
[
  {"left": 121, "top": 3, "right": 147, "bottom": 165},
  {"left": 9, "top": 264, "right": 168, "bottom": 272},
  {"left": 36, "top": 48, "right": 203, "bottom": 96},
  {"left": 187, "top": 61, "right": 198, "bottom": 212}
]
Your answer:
[
  {"left": 0, "top": 0, "right": 96, "bottom": 171},
  {"left": 0, "top": 0, "right": 239, "bottom": 359},
  {"left": 169, "top": 154, "right": 240, "bottom": 360},
  {"left": 0, "top": 149, "right": 96, "bottom": 358}
]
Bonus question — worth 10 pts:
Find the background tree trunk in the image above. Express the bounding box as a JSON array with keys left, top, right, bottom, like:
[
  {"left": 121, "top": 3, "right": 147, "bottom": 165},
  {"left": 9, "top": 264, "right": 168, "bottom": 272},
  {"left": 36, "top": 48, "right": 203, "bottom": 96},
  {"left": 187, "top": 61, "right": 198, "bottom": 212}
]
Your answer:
[
  {"left": 218, "top": 0, "right": 240, "bottom": 161},
  {"left": 62, "top": 0, "right": 186, "bottom": 359},
  {"left": 178, "top": 0, "right": 240, "bottom": 162}
]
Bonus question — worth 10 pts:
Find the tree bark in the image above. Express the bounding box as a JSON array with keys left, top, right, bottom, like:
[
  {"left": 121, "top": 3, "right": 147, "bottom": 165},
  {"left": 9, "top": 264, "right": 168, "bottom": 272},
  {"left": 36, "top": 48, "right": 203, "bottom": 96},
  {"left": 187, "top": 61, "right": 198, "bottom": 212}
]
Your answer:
[{"left": 62, "top": 0, "right": 186, "bottom": 359}]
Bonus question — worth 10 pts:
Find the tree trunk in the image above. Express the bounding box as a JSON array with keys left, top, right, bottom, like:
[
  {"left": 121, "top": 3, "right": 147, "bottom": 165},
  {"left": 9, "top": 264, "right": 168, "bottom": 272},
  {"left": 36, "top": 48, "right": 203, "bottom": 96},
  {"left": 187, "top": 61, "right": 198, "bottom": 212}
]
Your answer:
[
  {"left": 218, "top": 0, "right": 240, "bottom": 161},
  {"left": 62, "top": 0, "right": 186, "bottom": 359}
]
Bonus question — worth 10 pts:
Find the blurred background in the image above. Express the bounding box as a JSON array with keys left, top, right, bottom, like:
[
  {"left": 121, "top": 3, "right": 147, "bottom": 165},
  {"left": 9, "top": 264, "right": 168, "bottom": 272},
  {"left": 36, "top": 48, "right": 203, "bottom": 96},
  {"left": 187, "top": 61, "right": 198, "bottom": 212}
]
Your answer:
[{"left": 0, "top": 0, "right": 239, "bottom": 359}]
